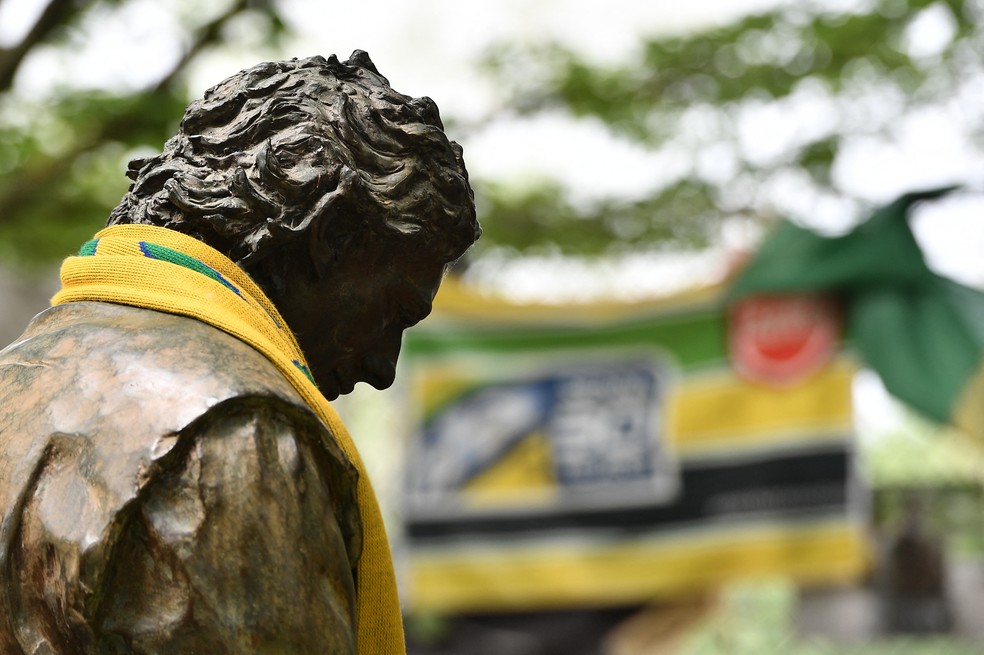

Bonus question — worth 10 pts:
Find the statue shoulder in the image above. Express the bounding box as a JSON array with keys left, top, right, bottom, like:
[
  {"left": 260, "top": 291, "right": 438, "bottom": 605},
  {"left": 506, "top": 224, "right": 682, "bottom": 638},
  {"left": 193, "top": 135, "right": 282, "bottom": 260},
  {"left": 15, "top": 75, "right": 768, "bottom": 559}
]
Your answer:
[
  {"left": 8, "top": 300, "right": 304, "bottom": 405},
  {"left": 0, "top": 300, "right": 329, "bottom": 538}
]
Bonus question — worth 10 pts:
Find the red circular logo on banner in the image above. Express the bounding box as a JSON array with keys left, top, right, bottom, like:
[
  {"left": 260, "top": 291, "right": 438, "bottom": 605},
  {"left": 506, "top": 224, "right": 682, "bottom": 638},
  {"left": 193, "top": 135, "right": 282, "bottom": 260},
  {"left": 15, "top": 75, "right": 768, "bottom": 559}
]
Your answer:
[{"left": 728, "top": 294, "right": 841, "bottom": 386}]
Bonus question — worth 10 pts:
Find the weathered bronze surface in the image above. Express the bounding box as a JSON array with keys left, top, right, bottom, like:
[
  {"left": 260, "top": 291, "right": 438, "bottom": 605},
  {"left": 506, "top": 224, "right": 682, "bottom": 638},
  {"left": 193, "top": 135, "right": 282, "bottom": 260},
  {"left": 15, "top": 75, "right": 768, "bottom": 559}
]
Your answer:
[
  {"left": 0, "top": 51, "right": 479, "bottom": 654},
  {"left": 0, "top": 302, "right": 361, "bottom": 653}
]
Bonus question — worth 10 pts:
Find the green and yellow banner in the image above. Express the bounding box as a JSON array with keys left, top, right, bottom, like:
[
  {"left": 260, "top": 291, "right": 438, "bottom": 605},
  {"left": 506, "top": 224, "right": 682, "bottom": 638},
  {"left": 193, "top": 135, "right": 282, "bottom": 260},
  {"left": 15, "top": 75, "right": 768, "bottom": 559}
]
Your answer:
[{"left": 400, "top": 279, "right": 869, "bottom": 612}]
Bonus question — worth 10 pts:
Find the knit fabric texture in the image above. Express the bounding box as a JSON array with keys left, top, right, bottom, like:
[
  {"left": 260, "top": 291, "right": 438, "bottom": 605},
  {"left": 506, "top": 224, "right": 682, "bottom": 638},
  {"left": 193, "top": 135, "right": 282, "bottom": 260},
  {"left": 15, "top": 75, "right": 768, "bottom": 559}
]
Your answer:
[{"left": 52, "top": 223, "right": 405, "bottom": 655}]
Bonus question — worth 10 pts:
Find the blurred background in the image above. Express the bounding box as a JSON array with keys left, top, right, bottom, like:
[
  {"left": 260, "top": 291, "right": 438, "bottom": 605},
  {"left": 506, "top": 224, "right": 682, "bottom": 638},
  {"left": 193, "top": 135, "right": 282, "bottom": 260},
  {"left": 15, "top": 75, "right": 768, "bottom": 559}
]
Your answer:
[{"left": 2, "top": 0, "right": 984, "bottom": 652}]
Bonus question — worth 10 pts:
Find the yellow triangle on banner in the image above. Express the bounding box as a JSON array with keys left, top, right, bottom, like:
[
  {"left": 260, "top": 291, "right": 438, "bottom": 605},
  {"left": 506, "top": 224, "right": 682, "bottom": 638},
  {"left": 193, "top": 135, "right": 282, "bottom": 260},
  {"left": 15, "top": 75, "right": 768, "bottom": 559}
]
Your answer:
[{"left": 462, "top": 431, "right": 557, "bottom": 507}]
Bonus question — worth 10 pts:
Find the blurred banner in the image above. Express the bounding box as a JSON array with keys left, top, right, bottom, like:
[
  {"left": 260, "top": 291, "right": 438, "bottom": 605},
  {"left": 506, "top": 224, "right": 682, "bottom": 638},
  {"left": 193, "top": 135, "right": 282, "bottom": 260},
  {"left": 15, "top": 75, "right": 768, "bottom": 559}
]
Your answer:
[{"left": 400, "top": 279, "right": 869, "bottom": 612}]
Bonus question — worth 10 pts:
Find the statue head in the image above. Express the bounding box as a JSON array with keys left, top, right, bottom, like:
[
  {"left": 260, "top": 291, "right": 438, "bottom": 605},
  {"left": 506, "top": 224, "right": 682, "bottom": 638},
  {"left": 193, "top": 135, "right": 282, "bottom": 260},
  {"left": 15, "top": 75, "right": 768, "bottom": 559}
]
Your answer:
[{"left": 110, "top": 52, "right": 480, "bottom": 398}]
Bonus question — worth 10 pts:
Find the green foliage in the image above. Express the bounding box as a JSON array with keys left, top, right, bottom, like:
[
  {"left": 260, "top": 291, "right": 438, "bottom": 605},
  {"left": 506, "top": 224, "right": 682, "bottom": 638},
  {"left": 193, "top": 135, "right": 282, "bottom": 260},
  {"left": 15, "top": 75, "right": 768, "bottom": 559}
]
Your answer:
[
  {"left": 472, "top": 178, "right": 721, "bottom": 258},
  {"left": 487, "top": 0, "right": 976, "bottom": 134},
  {"left": 683, "top": 582, "right": 795, "bottom": 654},
  {"left": 0, "top": 0, "right": 287, "bottom": 269},
  {"left": 681, "top": 580, "right": 981, "bottom": 654},
  {"left": 476, "top": 0, "right": 984, "bottom": 258},
  {"left": 861, "top": 412, "right": 984, "bottom": 488},
  {"left": 0, "top": 89, "right": 188, "bottom": 267}
]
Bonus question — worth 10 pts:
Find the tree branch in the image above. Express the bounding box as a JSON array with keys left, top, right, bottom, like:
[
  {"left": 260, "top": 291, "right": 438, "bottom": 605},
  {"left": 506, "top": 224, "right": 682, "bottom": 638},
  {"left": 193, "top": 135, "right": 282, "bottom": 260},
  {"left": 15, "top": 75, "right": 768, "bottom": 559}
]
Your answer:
[
  {"left": 0, "top": 0, "right": 266, "bottom": 225},
  {"left": 0, "top": 0, "right": 93, "bottom": 94},
  {"left": 152, "top": 0, "right": 249, "bottom": 93}
]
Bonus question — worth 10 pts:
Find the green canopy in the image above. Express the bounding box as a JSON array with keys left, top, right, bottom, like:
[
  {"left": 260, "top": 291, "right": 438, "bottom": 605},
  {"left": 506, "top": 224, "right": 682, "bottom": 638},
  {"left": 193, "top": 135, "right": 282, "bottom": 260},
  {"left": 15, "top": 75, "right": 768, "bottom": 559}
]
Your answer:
[{"left": 728, "top": 187, "right": 984, "bottom": 437}]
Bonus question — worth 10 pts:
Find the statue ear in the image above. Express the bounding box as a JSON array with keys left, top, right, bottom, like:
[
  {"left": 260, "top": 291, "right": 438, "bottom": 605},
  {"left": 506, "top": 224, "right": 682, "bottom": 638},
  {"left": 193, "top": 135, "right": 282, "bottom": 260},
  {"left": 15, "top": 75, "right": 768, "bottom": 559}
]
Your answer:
[
  {"left": 309, "top": 218, "right": 336, "bottom": 281},
  {"left": 304, "top": 165, "right": 360, "bottom": 279},
  {"left": 309, "top": 208, "right": 362, "bottom": 281}
]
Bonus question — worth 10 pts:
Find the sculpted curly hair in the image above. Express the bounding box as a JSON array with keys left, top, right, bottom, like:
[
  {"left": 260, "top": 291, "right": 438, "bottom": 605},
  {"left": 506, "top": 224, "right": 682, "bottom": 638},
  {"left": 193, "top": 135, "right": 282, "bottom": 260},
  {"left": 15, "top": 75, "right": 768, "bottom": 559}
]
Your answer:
[{"left": 109, "top": 51, "right": 479, "bottom": 276}]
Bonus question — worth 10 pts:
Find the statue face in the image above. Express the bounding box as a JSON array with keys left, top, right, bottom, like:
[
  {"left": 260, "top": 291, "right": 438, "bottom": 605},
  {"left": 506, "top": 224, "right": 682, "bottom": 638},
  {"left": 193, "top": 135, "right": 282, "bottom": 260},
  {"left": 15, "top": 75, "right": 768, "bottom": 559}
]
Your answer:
[{"left": 274, "top": 240, "right": 449, "bottom": 400}]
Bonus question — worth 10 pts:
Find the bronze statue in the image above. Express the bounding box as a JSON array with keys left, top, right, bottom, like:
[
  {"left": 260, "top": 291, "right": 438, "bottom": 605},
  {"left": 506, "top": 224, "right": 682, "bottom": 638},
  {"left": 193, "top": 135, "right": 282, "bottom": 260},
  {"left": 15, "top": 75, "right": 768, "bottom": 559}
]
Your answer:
[{"left": 0, "top": 52, "right": 479, "bottom": 655}]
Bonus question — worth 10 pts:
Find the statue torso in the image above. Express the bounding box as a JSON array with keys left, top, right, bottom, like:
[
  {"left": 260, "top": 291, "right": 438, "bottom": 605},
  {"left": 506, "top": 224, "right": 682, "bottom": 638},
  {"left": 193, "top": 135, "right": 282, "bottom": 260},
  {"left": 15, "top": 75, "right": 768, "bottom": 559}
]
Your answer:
[{"left": 0, "top": 302, "right": 361, "bottom": 654}]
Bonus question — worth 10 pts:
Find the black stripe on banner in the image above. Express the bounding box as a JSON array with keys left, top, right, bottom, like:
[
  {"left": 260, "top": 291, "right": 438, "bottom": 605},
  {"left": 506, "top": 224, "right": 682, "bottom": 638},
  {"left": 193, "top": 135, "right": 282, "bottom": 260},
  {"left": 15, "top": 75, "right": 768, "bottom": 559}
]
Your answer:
[{"left": 407, "top": 449, "right": 852, "bottom": 541}]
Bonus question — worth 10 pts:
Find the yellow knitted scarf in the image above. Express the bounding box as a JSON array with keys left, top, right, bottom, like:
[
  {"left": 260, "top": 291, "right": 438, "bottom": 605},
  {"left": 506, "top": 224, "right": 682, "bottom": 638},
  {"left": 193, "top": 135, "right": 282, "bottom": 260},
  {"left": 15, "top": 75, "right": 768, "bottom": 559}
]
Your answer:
[{"left": 51, "top": 224, "right": 405, "bottom": 655}]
